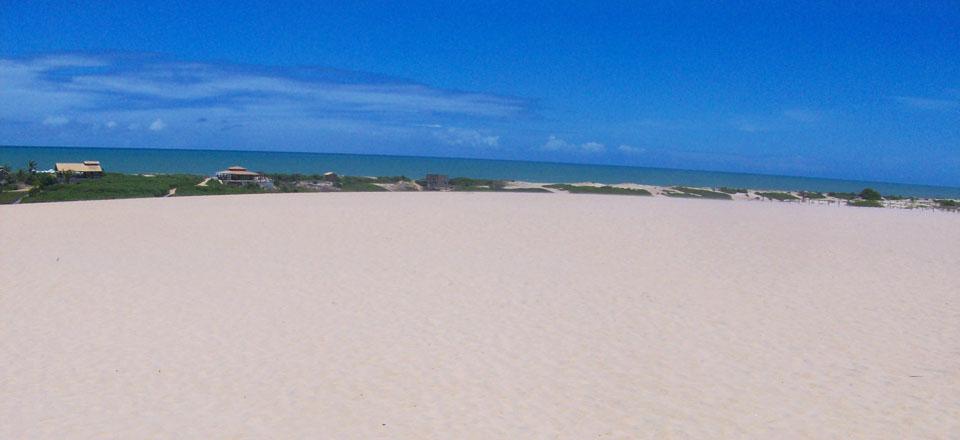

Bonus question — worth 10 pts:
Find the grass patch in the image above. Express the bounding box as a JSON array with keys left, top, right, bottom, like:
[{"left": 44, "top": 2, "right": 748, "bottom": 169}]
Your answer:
[
  {"left": 935, "top": 199, "right": 959, "bottom": 208},
  {"left": 799, "top": 191, "right": 826, "bottom": 199},
  {"left": 499, "top": 187, "right": 552, "bottom": 193},
  {"left": 718, "top": 187, "right": 747, "bottom": 194},
  {"left": 337, "top": 176, "right": 389, "bottom": 192},
  {"left": 848, "top": 199, "right": 883, "bottom": 208},
  {"left": 449, "top": 177, "right": 507, "bottom": 191},
  {"left": 23, "top": 173, "right": 204, "bottom": 203},
  {"left": 175, "top": 179, "right": 264, "bottom": 196},
  {"left": 663, "top": 187, "right": 732, "bottom": 200},
  {"left": 757, "top": 191, "right": 799, "bottom": 201},
  {"left": 0, "top": 191, "right": 27, "bottom": 204},
  {"left": 544, "top": 184, "right": 651, "bottom": 196},
  {"left": 828, "top": 192, "right": 857, "bottom": 200}
]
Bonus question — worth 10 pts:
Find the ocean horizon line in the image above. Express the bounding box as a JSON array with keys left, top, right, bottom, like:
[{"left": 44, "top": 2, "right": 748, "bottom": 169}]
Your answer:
[{"left": 0, "top": 144, "right": 960, "bottom": 191}]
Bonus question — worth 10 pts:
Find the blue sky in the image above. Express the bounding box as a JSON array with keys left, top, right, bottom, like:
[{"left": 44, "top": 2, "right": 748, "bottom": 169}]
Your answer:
[{"left": 1, "top": 1, "right": 958, "bottom": 186}]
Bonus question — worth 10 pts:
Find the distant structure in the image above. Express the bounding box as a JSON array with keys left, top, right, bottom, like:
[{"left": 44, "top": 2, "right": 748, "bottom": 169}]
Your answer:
[
  {"left": 322, "top": 172, "right": 339, "bottom": 182},
  {"left": 216, "top": 165, "right": 272, "bottom": 188},
  {"left": 425, "top": 174, "right": 450, "bottom": 191},
  {"left": 55, "top": 161, "right": 104, "bottom": 180}
]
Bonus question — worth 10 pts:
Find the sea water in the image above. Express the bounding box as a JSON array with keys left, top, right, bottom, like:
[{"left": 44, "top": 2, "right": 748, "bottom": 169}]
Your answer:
[{"left": 3, "top": 145, "right": 959, "bottom": 198}]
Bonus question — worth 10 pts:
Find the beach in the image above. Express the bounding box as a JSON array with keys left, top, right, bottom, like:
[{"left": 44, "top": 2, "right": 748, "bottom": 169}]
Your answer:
[{"left": 1, "top": 192, "right": 958, "bottom": 438}]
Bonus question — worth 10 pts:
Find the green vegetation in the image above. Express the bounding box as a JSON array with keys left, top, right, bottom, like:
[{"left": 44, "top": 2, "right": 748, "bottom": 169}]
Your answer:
[
  {"left": 859, "top": 188, "right": 882, "bottom": 200},
  {"left": 799, "top": 191, "right": 826, "bottom": 199},
  {"left": 757, "top": 191, "right": 799, "bottom": 201},
  {"left": 174, "top": 179, "right": 263, "bottom": 197},
  {"left": 663, "top": 186, "right": 732, "bottom": 200},
  {"left": 718, "top": 187, "right": 747, "bottom": 194},
  {"left": 544, "top": 184, "right": 652, "bottom": 196},
  {"left": 935, "top": 199, "right": 959, "bottom": 208},
  {"left": 336, "top": 176, "right": 388, "bottom": 192},
  {"left": 0, "top": 191, "right": 26, "bottom": 204},
  {"left": 23, "top": 173, "right": 203, "bottom": 203},
  {"left": 827, "top": 192, "right": 857, "bottom": 200},
  {"left": 448, "top": 177, "right": 507, "bottom": 191},
  {"left": 498, "top": 187, "right": 552, "bottom": 193},
  {"left": 848, "top": 199, "right": 883, "bottom": 208}
]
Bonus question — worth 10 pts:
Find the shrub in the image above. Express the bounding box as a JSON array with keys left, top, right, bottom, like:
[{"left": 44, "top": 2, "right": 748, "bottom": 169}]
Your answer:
[
  {"left": 859, "top": 188, "right": 882, "bottom": 200},
  {"left": 544, "top": 184, "right": 651, "bottom": 196},
  {"left": 757, "top": 191, "right": 799, "bottom": 201},
  {"left": 663, "top": 187, "right": 732, "bottom": 200},
  {"left": 828, "top": 192, "right": 856, "bottom": 200},
  {"left": 935, "top": 199, "right": 959, "bottom": 207},
  {"left": 718, "top": 187, "right": 747, "bottom": 194},
  {"left": 848, "top": 199, "right": 883, "bottom": 208}
]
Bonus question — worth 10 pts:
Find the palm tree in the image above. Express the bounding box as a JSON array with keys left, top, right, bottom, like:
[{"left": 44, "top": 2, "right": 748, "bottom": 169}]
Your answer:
[{"left": 28, "top": 160, "right": 37, "bottom": 174}]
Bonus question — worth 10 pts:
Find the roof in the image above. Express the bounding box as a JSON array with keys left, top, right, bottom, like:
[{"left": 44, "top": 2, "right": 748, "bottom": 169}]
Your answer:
[
  {"left": 218, "top": 166, "right": 260, "bottom": 176},
  {"left": 55, "top": 162, "right": 103, "bottom": 173}
]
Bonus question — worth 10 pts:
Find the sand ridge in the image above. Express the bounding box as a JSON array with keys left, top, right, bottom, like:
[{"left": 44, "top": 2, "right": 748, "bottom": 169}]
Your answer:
[{"left": 1, "top": 193, "right": 958, "bottom": 438}]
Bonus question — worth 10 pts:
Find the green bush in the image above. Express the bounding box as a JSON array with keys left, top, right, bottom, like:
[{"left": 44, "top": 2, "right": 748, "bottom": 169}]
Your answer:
[
  {"left": 828, "top": 192, "right": 856, "bottom": 200},
  {"left": 663, "top": 187, "right": 732, "bottom": 200},
  {"left": 859, "top": 188, "right": 882, "bottom": 200},
  {"left": 175, "top": 179, "right": 264, "bottom": 196},
  {"left": 935, "top": 199, "right": 959, "bottom": 207},
  {"left": 757, "top": 191, "right": 799, "bottom": 201},
  {"left": 544, "top": 184, "right": 651, "bottom": 196},
  {"left": 799, "top": 191, "right": 826, "bottom": 199},
  {"left": 23, "top": 173, "right": 204, "bottom": 203},
  {"left": 0, "top": 191, "right": 26, "bottom": 204},
  {"left": 718, "top": 187, "right": 747, "bottom": 194},
  {"left": 848, "top": 199, "right": 883, "bottom": 208},
  {"left": 450, "top": 177, "right": 507, "bottom": 191}
]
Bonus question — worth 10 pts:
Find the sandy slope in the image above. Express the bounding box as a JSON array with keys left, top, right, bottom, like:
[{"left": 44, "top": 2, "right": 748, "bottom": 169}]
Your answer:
[{"left": 1, "top": 193, "right": 958, "bottom": 439}]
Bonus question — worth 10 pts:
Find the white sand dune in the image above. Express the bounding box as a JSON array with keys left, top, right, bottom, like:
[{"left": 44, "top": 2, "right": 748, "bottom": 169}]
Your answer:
[{"left": 1, "top": 193, "right": 958, "bottom": 438}]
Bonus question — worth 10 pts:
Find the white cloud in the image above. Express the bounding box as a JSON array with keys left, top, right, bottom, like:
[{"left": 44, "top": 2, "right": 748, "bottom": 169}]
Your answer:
[
  {"left": 0, "top": 54, "right": 532, "bottom": 146},
  {"left": 541, "top": 135, "right": 605, "bottom": 154},
  {"left": 42, "top": 116, "right": 70, "bottom": 126},
  {"left": 893, "top": 96, "right": 958, "bottom": 111},
  {"left": 434, "top": 127, "right": 499, "bottom": 148},
  {"left": 149, "top": 119, "right": 167, "bottom": 131},
  {"left": 580, "top": 141, "right": 605, "bottom": 153},
  {"left": 618, "top": 144, "right": 646, "bottom": 155}
]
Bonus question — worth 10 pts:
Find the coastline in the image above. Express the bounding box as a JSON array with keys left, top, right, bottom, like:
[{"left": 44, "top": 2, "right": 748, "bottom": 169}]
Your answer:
[
  {"left": 3, "top": 171, "right": 958, "bottom": 212},
  {"left": 4, "top": 145, "right": 959, "bottom": 198}
]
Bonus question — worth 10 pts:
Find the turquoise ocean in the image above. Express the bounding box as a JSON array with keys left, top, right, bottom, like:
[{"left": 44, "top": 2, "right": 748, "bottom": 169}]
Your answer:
[{"left": 3, "top": 145, "right": 959, "bottom": 198}]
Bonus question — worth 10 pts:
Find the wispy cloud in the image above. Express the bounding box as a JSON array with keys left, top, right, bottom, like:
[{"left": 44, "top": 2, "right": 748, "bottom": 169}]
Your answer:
[
  {"left": 617, "top": 144, "right": 645, "bottom": 155},
  {"left": 540, "top": 135, "right": 606, "bottom": 154},
  {"left": 148, "top": 119, "right": 166, "bottom": 131},
  {"left": 893, "top": 96, "right": 959, "bottom": 111},
  {"left": 0, "top": 53, "right": 530, "bottom": 149},
  {"left": 433, "top": 127, "right": 499, "bottom": 148}
]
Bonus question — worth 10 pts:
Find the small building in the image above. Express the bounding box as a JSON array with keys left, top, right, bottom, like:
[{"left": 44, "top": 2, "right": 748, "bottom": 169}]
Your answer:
[
  {"left": 55, "top": 161, "right": 104, "bottom": 179},
  {"left": 322, "top": 172, "right": 339, "bottom": 182},
  {"left": 425, "top": 174, "right": 450, "bottom": 191},
  {"left": 216, "top": 165, "right": 272, "bottom": 187}
]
